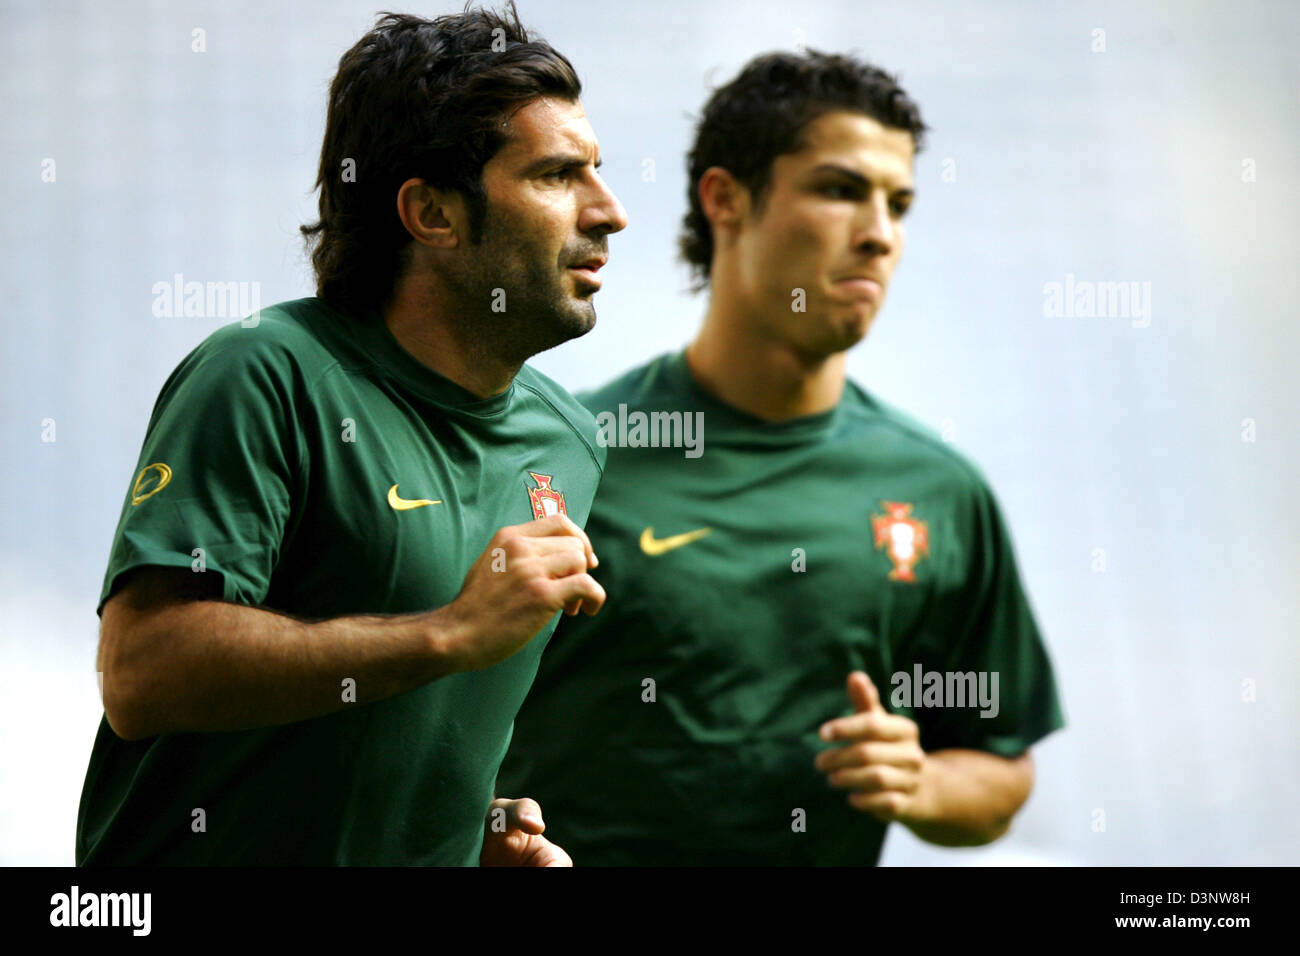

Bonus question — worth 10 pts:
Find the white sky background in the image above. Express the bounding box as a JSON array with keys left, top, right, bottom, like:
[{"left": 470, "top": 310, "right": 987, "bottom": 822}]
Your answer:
[{"left": 1, "top": 0, "right": 1296, "bottom": 865}]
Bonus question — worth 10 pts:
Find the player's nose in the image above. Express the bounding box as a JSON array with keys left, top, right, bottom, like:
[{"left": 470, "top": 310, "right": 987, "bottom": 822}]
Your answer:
[
  {"left": 580, "top": 174, "right": 629, "bottom": 237},
  {"left": 853, "top": 192, "right": 895, "bottom": 258}
]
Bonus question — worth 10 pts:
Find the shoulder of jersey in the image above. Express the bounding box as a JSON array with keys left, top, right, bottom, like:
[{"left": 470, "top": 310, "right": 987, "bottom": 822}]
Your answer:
[
  {"left": 208, "top": 298, "right": 330, "bottom": 347},
  {"left": 184, "top": 299, "right": 336, "bottom": 376},
  {"left": 841, "top": 377, "right": 991, "bottom": 498}
]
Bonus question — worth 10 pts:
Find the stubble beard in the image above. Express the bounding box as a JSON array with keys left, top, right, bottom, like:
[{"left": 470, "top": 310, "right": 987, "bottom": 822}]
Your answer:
[{"left": 452, "top": 216, "right": 597, "bottom": 367}]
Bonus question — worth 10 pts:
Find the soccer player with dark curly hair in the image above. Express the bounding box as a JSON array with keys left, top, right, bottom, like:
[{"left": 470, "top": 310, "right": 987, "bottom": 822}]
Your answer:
[{"left": 500, "top": 50, "right": 1065, "bottom": 865}]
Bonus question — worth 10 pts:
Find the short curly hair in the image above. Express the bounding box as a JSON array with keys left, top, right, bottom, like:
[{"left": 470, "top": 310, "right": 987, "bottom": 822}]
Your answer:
[
  {"left": 300, "top": 4, "right": 582, "bottom": 319},
  {"left": 679, "top": 50, "right": 928, "bottom": 290}
]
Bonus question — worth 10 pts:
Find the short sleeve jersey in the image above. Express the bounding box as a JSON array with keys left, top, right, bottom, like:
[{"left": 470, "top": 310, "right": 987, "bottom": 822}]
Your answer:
[
  {"left": 76, "top": 297, "right": 605, "bottom": 866},
  {"left": 498, "top": 350, "right": 1064, "bottom": 865}
]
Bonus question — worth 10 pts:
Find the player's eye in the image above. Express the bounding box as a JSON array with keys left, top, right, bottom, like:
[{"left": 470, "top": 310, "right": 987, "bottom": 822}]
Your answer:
[
  {"left": 890, "top": 197, "right": 913, "bottom": 217},
  {"left": 820, "top": 183, "right": 860, "bottom": 200},
  {"left": 542, "top": 166, "right": 575, "bottom": 183}
]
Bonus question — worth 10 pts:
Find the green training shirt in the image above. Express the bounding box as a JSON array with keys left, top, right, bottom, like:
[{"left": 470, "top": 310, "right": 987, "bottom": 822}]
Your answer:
[
  {"left": 76, "top": 297, "right": 604, "bottom": 866},
  {"left": 498, "top": 350, "right": 1065, "bottom": 865}
]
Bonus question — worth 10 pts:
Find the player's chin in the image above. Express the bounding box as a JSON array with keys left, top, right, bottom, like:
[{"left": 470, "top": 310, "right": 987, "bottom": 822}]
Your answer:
[
  {"left": 567, "top": 296, "right": 598, "bottom": 329},
  {"left": 806, "top": 312, "right": 872, "bottom": 356},
  {"left": 832, "top": 303, "right": 878, "bottom": 346},
  {"left": 547, "top": 301, "right": 597, "bottom": 344}
]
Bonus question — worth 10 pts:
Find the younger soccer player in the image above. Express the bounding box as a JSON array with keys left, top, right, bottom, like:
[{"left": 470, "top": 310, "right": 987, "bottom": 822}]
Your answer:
[{"left": 500, "top": 50, "right": 1065, "bottom": 865}]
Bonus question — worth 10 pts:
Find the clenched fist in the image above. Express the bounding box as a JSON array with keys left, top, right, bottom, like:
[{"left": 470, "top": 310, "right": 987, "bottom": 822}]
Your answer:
[
  {"left": 430, "top": 513, "right": 605, "bottom": 673},
  {"left": 814, "top": 671, "right": 930, "bottom": 823}
]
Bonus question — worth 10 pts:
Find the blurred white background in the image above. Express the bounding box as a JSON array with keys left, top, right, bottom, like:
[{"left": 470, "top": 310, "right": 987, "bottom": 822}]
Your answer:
[{"left": 2, "top": 0, "right": 1296, "bottom": 865}]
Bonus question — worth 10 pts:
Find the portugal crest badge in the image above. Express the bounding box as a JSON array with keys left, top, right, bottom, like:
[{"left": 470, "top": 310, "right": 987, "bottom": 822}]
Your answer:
[
  {"left": 871, "top": 500, "right": 929, "bottom": 582},
  {"left": 526, "top": 472, "right": 567, "bottom": 519}
]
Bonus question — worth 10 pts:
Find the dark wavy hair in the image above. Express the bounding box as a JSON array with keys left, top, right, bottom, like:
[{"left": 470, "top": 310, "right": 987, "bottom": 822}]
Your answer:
[
  {"left": 300, "top": 4, "right": 582, "bottom": 319},
  {"left": 679, "top": 50, "right": 928, "bottom": 290}
]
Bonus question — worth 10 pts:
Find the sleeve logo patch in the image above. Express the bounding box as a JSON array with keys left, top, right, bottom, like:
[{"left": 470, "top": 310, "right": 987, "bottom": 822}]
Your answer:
[
  {"left": 131, "top": 462, "right": 173, "bottom": 506},
  {"left": 526, "top": 472, "right": 567, "bottom": 519},
  {"left": 871, "top": 500, "right": 930, "bottom": 582}
]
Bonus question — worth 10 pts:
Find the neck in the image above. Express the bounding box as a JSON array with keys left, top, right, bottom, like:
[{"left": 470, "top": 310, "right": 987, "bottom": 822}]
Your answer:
[
  {"left": 381, "top": 278, "right": 519, "bottom": 398},
  {"left": 686, "top": 287, "right": 847, "bottom": 422}
]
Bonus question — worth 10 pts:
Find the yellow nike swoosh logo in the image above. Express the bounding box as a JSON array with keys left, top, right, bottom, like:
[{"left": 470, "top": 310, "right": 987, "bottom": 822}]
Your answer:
[
  {"left": 387, "top": 484, "right": 443, "bottom": 511},
  {"left": 640, "top": 526, "right": 712, "bottom": 556}
]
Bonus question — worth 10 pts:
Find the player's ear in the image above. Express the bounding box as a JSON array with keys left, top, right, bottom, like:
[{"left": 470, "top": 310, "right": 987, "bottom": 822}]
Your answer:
[
  {"left": 395, "top": 178, "right": 465, "bottom": 250},
  {"left": 697, "top": 166, "right": 749, "bottom": 233}
]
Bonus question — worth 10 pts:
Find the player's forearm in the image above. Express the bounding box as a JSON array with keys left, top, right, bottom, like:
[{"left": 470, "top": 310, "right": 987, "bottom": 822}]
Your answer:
[
  {"left": 902, "top": 749, "right": 1034, "bottom": 847},
  {"left": 102, "top": 598, "right": 464, "bottom": 740}
]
